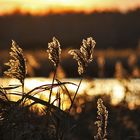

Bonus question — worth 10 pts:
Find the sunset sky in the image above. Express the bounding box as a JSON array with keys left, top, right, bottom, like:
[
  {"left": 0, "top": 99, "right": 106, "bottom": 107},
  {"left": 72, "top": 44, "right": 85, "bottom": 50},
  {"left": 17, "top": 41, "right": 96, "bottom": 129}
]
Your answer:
[{"left": 0, "top": 0, "right": 140, "bottom": 15}]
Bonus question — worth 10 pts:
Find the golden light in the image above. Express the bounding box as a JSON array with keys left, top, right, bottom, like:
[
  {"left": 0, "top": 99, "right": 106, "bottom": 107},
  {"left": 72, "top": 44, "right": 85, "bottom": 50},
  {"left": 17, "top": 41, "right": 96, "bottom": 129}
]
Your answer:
[
  {"left": 1, "top": 78, "right": 140, "bottom": 111},
  {"left": 111, "top": 84, "right": 125, "bottom": 105},
  {"left": 0, "top": 0, "right": 140, "bottom": 15}
]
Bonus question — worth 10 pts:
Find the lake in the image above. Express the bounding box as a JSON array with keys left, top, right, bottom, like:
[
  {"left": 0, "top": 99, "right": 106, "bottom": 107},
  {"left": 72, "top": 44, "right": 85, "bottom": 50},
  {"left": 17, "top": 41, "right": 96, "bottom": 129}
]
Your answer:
[{"left": 0, "top": 78, "right": 140, "bottom": 109}]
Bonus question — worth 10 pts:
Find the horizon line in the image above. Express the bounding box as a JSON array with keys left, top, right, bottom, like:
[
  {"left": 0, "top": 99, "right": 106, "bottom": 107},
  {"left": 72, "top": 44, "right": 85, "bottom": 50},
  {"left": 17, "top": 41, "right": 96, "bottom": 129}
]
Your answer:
[{"left": 0, "top": 7, "right": 140, "bottom": 16}]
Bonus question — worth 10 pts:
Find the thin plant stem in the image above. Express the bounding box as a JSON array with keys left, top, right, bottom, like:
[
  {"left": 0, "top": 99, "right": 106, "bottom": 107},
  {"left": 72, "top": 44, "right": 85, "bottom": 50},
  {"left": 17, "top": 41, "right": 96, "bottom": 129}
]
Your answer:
[
  {"left": 69, "top": 77, "right": 83, "bottom": 112},
  {"left": 21, "top": 81, "right": 25, "bottom": 105},
  {"left": 22, "top": 81, "right": 24, "bottom": 94},
  {"left": 49, "top": 66, "right": 57, "bottom": 103},
  {"left": 19, "top": 81, "right": 24, "bottom": 102},
  {"left": 19, "top": 80, "right": 27, "bottom": 107}
]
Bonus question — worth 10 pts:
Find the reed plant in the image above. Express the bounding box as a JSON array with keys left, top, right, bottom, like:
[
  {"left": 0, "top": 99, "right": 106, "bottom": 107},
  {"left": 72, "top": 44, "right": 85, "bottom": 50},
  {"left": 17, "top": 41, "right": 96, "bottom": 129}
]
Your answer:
[
  {"left": 47, "top": 37, "right": 61, "bottom": 103},
  {"left": 4, "top": 40, "right": 27, "bottom": 99},
  {"left": 0, "top": 37, "right": 110, "bottom": 140},
  {"left": 94, "top": 98, "right": 108, "bottom": 140},
  {"left": 68, "top": 37, "right": 96, "bottom": 111}
]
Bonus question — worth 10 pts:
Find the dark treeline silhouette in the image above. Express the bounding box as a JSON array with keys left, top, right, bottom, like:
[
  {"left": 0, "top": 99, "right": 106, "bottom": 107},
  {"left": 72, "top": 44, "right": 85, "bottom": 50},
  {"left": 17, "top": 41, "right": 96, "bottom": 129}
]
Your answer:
[{"left": 0, "top": 9, "right": 140, "bottom": 50}]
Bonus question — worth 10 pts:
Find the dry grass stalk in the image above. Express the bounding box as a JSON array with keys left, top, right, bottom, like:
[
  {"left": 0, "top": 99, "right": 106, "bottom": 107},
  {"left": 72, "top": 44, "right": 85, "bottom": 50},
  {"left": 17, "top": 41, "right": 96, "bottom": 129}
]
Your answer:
[
  {"left": 94, "top": 98, "right": 108, "bottom": 140},
  {"left": 47, "top": 37, "right": 61, "bottom": 103},
  {"left": 4, "top": 40, "right": 27, "bottom": 93},
  {"left": 68, "top": 37, "right": 96, "bottom": 112}
]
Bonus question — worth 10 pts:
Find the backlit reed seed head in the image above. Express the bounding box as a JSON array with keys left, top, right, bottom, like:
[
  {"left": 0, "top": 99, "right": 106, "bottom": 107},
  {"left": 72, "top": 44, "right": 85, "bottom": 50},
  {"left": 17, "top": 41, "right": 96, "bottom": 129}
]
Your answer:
[
  {"left": 4, "top": 40, "right": 27, "bottom": 84},
  {"left": 47, "top": 37, "right": 61, "bottom": 67},
  {"left": 68, "top": 49, "right": 87, "bottom": 75},
  {"left": 69, "top": 37, "right": 96, "bottom": 75},
  {"left": 94, "top": 98, "right": 108, "bottom": 140},
  {"left": 80, "top": 37, "right": 96, "bottom": 63}
]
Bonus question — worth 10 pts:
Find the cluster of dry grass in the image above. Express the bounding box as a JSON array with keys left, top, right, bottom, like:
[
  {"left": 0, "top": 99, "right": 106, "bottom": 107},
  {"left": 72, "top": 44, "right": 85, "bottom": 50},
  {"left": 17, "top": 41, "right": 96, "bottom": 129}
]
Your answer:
[{"left": 0, "top": 37, "right": 109, "bottom": 140}]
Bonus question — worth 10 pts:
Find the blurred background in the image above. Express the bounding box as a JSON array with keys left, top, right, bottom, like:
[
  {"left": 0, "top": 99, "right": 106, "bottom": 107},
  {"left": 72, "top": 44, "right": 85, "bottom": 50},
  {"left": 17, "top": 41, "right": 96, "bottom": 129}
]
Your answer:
[
  {"left": 1, "top": 1, "right": 140, "bottom": 139},
  {"left": 0, "top": 0, "right": 140, "bottom": 78}
]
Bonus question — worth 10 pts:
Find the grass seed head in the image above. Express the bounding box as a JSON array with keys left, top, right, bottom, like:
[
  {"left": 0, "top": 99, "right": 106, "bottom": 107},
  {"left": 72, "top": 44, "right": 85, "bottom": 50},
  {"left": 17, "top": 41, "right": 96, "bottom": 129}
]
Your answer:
[
  {"left": 94, "top": 98, "right": 108, "bottom": 140},
  {"left": 80, "top": 37, "right": 96, "bottom": 63},
  {"left": 47, "top": 37, "right": 61, "bottom": 67},
  {"left": 69, "top": 37, "right": 96, "bottom": 75},
  {"left": 4, "top": 40, "right": 27, "bottom": 84},
  {"left": 68, "top": 49, "right": 87, "bottom": 75}
]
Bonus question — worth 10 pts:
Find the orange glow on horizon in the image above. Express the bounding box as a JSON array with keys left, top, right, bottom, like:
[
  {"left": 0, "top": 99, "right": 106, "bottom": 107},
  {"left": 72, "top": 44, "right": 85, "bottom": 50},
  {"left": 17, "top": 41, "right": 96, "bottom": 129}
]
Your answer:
[{"left": 0, "top": 0, "right": 140, "bottom": 16}]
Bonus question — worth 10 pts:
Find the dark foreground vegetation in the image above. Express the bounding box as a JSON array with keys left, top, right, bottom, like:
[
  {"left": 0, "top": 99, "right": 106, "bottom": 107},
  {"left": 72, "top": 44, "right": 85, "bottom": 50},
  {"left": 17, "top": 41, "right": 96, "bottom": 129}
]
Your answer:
[{"left": 1, "top": 93, "right": 140, "bottom": 140}]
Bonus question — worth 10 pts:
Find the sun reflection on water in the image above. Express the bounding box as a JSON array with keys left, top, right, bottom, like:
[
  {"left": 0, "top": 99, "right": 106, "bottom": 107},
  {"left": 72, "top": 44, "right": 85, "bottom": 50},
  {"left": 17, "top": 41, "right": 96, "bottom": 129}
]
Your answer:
[{"left": 0, "top": 78, "right": 140, "bottom": 111}]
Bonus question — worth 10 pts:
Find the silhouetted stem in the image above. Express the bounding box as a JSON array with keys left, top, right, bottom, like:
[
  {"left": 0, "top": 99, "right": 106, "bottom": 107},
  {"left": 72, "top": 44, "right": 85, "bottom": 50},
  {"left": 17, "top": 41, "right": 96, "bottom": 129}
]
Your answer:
[
  {"left": 69, "top": 77, "right": 83, "bottom": 112},
  {"left": 22, "top": 81, "right": 24, "bottom": 94},
  {"left": 49, "top": 66, "right": 57, "bottom": 103},
  {"left": 19, "top": 80, "right": 25, "bottom": 106}
]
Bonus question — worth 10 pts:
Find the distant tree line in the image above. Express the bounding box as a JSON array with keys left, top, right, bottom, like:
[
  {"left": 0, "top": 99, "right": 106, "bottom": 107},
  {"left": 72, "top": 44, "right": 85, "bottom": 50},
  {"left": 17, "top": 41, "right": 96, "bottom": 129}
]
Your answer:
[{"left": 0, "top": 9, "right": 140, "bottom": 50}]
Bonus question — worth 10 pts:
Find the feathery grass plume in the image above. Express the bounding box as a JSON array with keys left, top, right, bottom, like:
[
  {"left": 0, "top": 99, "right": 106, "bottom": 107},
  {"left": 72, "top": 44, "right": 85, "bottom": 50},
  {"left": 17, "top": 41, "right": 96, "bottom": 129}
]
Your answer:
[
  {"left": 47, "top": 37, "right": 61, "bottom": 103},
  {"left": 69, "top": 49, "right": 87, "bottom": 75},
  {"left": 94, "top": 98, "right": 108, "bottom": 140},
  {"left": 80, "top": 37, "right": 96, "bottom": 63},
  {"left": 47, "top": 37, "right": 61, "bottom": 67},
  {"left": 69, "top": 37, "right": 96, "bottom": 75},
  {"left": 4, "top": 40, "right": 27, "bottom": 93}
]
